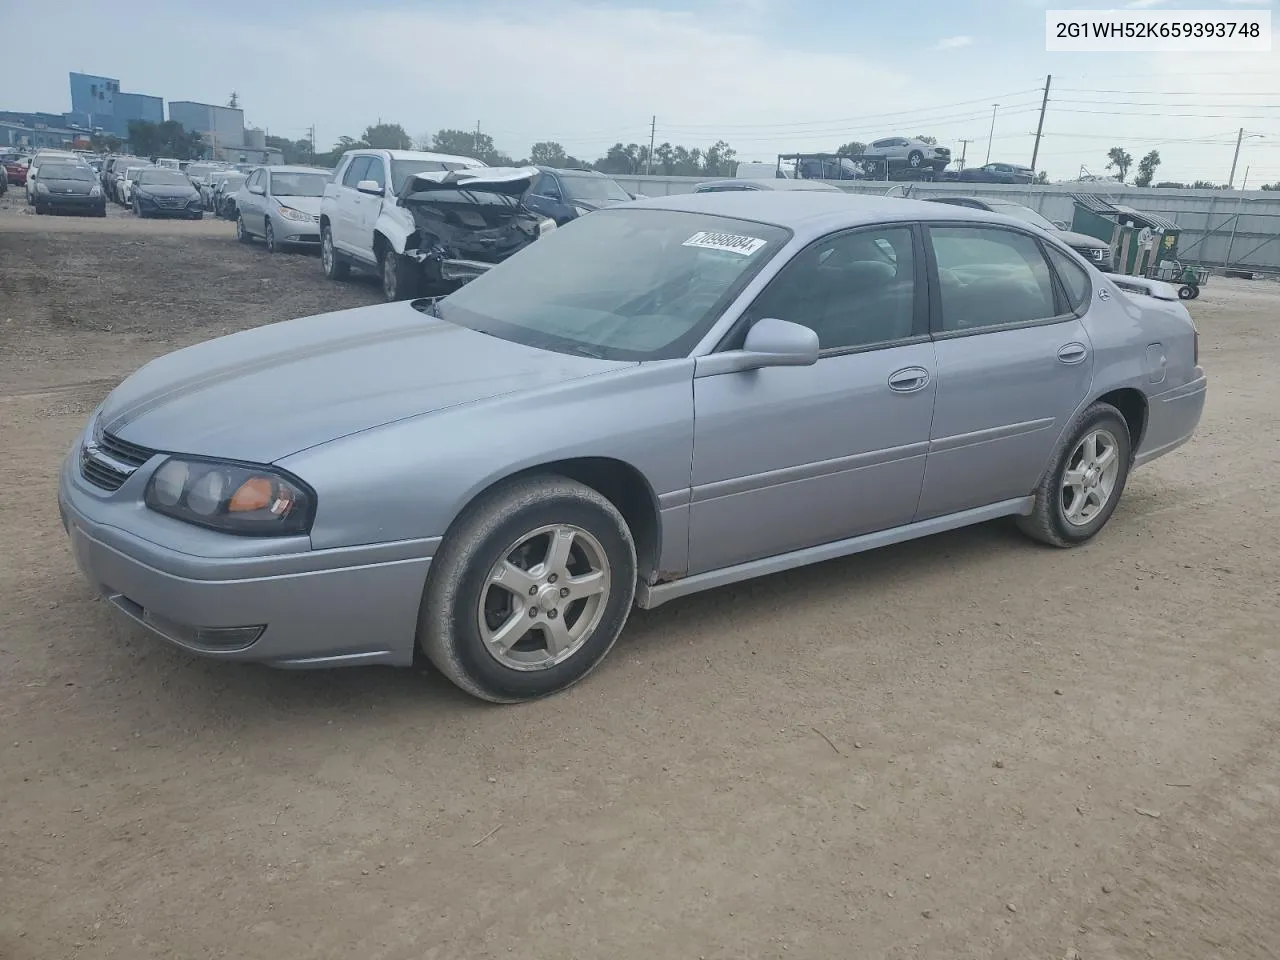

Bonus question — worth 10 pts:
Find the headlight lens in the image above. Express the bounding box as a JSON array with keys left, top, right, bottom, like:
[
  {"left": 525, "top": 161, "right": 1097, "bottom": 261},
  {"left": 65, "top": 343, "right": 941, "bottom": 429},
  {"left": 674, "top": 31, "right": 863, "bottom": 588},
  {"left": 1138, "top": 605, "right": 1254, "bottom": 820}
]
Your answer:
[
  {"left": 145, "top": 457, "right": 314, "bottom": 536},
  {"left": 277, "top": 205, "right": 311, "bottom": 222},
  {"left": 90, "top": 185, "right": 102, "bottom": 197},
  {"left": 571, "top": 205, "right": 592, "bottom": 217},
  {"left": 37, "top": 182, "right": 49, "bottom": 193},
  {"left": 537, "top": 217, "right": 556, "bottom": 236}
]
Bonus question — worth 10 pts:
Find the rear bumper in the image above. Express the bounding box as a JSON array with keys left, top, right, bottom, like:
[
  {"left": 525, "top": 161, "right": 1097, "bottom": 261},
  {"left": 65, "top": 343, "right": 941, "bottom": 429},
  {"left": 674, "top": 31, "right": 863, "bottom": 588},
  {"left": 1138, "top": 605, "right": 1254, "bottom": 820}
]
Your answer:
[{"left": 1134, "top": 371, "right": 1207, "bottom": 467}]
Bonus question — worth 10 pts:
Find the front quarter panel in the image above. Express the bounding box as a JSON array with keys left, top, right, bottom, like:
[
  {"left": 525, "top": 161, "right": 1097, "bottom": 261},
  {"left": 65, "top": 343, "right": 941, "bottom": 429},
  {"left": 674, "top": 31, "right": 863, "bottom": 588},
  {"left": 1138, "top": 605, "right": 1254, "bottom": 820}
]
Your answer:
[{"left": 276, "top": 360, "right": 697, "bottom": 575}]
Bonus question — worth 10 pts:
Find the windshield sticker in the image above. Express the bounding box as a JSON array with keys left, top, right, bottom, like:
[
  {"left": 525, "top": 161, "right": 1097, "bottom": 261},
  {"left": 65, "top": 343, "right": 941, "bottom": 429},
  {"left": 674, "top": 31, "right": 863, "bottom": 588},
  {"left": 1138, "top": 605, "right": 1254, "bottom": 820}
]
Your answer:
[{"left": 682, "top": 231, "right": 767, "bottom": 256}]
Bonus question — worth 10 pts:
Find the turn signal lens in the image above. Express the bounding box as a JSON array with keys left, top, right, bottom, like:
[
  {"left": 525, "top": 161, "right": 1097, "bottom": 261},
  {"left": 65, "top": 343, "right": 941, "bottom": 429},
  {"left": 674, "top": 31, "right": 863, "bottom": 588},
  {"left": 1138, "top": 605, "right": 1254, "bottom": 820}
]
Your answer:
[{"left": 229, "top": 477, "right": 274, "bottom": 512}]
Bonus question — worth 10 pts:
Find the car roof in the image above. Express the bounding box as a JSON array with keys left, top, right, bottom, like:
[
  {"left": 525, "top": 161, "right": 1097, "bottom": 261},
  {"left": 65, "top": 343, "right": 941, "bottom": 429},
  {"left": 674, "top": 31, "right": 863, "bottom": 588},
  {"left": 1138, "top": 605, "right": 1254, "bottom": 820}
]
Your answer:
[
  {"left": 698, "top": 179, "right": 844, "bottom": 193},
  {"left": 261, "top": 165, "right": 330, "bottom": 175},
  {"left": 633, "top": 190, "right": 1020, "bottom": 237},
  {"left": 353, "top": 148, "right": 485, "bottom": 166},
  {"left": 538, "top": 165, "right": 609, "bottom": 177}
]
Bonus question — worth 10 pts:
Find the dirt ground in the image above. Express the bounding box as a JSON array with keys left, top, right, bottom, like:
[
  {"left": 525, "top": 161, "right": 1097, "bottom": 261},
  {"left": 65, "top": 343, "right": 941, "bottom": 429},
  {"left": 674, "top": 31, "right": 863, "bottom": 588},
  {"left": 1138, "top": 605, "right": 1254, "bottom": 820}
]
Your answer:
[{"left": 2, "top": 188, "right": 1279, "bottom": 960}]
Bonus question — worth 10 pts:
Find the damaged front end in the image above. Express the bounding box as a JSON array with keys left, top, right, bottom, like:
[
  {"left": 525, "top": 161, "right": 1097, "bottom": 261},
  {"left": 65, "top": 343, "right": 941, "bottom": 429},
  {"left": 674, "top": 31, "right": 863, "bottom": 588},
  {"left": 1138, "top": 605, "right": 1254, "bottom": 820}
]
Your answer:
[{"left": 397, "top": 167, "right": 554, "bottom": 291}]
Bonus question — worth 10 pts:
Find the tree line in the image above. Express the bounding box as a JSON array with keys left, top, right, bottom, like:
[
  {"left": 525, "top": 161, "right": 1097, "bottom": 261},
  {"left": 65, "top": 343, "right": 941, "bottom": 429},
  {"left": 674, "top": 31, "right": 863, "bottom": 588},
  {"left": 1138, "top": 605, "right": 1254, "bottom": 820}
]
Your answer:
[{"left": 1105, "top": 147, "right": 1279, "bottom": 190}]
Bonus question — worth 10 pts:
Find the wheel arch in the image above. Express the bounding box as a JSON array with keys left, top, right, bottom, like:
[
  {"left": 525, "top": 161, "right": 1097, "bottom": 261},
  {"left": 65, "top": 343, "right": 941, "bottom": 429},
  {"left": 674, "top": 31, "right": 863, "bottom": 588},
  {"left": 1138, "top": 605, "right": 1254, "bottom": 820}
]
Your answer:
[
  {"left": 435, "top": 456, "right": 663, "bottom": 588},
  {"left": 1094, "top": 387, "right": 1148, "bottom": 453}
]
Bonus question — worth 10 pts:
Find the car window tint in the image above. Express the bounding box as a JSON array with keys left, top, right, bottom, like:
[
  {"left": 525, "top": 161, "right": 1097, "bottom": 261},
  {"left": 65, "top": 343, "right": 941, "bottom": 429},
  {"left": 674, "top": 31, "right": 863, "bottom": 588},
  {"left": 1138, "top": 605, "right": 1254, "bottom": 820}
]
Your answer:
[
  {"left": 365, "top": 157, "right": 387, "bottom": 189},
  {"left": 341, "top": 156, "right": 370, "bottom": 187},
  {"left": 535, "top": 173, "right": 560, "bottom": 197},
  {"left": 1045, "top": 244, "right": 1092, "bottom": 313},
  {"left": 747, "top": 226, "right": 917, "bottom": 351},
  {"left": 931, "top": 225, "right": 1059, "bottom": 332}
]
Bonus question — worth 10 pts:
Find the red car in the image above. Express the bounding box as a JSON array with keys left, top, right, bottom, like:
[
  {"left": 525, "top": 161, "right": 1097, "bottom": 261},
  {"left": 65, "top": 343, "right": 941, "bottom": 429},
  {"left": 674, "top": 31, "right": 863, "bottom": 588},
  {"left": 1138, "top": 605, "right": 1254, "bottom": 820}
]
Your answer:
[{"left": 3, "top": 157, "right": 30, "bottom": 186}]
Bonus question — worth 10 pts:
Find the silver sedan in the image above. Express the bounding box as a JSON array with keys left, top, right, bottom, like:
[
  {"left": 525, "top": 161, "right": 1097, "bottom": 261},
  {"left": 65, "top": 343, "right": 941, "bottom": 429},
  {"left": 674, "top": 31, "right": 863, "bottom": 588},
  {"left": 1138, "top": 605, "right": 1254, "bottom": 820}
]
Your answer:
[
  {"left": 234, "top": 166, "right": 328, "bottom": 252},
  {"left": 59, "top": 193, "right": 1207, "bottom": 702}
]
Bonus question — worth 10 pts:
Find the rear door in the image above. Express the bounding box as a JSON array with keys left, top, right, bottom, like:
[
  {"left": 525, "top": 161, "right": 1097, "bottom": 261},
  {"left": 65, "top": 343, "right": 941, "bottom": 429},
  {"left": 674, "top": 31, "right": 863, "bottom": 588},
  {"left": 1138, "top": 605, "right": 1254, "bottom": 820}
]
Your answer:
[
  {"left": 916, "top": 222, "right": 1094, "bottom": 519},
  {"left": 689, "top": 223, "right": 936, "bottom": 574}
]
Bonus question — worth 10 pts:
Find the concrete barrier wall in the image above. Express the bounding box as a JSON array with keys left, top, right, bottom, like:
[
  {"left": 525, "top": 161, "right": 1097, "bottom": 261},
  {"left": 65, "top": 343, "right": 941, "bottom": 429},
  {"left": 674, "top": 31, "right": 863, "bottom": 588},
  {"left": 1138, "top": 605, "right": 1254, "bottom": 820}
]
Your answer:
[{"left": 617, "top": 175, "right": 1280, "bottom": 273}]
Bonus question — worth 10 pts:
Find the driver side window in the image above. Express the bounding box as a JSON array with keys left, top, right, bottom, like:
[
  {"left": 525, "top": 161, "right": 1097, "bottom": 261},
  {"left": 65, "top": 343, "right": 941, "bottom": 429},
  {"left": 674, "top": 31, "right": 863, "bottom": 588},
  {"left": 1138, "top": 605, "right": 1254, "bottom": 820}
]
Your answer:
[
  {"left": 342, "top": 156, "right": 370, "bottom": 188},
  {"left": 744, "top": 226, "right": 919, "bottom": 352}
]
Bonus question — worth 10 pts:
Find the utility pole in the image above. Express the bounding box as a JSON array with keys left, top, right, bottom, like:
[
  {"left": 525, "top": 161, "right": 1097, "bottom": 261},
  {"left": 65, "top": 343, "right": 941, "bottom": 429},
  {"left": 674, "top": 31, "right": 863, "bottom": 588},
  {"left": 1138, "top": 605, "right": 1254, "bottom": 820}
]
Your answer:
[
  {"left": 1228, "top": 127, "right": 1244, "bottom": 188},
  {"left": 957, "top": 138, "right": 972, "bottom": 170},
  {"left": 1030, "top": 74, "right": 1051, "bottom": 174},
  {"left": 984, "top": 104, "right": 999, "bottom": 165},
  {"left": 647, "top": 115, "right": 656, "bottom": 175},
  {"left": 308, "top": 125, "right": 316, "bottom": 161}
]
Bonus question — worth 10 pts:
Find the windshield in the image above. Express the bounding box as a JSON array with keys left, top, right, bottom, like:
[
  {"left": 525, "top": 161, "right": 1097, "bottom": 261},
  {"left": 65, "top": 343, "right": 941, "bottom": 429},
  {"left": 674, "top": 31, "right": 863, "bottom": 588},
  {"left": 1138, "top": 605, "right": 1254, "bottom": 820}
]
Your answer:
[
  {"left": 391, "top": 159, "right": 477, "bottom": 192},
  {"left": 270, "top": 172, "right": 328, "bottom": 197},
  {"left": 137, "top": 169, "right": 191, "bottom": 186},
  {"left": 41, "top": 164, "right": 95, "bottom": 181},
  {"left": 433, "top": 209, "right": 789, "bottom": 361},
  {"left": 986, "top": 201, "right": 1057, "bottom": 231},
  {"left": 559, "top": 174, "right": 631, "bottom": 204}
]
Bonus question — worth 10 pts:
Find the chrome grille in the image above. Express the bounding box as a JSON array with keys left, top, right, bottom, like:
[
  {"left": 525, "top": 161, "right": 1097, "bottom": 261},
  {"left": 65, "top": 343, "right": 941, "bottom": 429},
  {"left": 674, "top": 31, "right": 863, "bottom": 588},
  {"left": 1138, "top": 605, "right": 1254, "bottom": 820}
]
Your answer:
[{"left": 80, "top": 429, "right": 156, "bottom": 492}]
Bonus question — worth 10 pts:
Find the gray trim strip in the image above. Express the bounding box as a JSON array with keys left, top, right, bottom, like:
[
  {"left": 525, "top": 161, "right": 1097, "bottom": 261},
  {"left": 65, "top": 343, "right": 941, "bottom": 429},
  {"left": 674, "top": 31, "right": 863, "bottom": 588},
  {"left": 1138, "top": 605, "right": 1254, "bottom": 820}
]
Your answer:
[
  {"left": 928, "top": 417, "right": 1054, "bottom": 454},
  {"left": 657, "top": 489, "right": 690, "bottom": 509},
  {"left": 637, "top": 496, "right": 1035, "bottom": 609},
  {"left": 1155, "top": 374, "right": 1208, "bottom": 403},
  {"left": 691, "top": 440, "right": 930, "bottom": 503}
]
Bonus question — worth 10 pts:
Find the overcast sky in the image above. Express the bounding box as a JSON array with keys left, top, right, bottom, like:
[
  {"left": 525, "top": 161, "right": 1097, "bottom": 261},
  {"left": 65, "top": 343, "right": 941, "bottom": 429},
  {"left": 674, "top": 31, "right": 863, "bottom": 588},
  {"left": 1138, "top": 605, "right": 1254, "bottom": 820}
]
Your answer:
[{"left": 5, "top": 0, "right": 1278, "bottom": 184}]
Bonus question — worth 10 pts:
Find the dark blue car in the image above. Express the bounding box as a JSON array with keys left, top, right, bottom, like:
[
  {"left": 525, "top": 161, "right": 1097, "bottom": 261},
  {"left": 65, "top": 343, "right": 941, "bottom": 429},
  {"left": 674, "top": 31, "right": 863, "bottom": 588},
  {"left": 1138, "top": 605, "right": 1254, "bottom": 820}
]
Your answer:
[{"left": 522, "top": 166, "right": 634, "bottom": 226}]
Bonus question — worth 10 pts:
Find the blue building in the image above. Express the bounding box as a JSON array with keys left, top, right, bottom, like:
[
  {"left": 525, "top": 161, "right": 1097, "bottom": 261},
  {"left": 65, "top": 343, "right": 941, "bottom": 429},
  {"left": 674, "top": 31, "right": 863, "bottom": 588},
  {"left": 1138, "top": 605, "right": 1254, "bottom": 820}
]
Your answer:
[{"left": 66, "top": 72, "right": 163, "bottom": 137}]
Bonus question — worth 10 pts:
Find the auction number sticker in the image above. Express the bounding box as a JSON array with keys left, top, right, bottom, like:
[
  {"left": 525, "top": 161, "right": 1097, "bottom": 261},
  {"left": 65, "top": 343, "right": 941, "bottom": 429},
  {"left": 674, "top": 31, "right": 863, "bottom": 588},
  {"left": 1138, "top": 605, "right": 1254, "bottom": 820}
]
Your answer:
[{"left": 682, "top": 231, "right": 768, "bottom": 256}]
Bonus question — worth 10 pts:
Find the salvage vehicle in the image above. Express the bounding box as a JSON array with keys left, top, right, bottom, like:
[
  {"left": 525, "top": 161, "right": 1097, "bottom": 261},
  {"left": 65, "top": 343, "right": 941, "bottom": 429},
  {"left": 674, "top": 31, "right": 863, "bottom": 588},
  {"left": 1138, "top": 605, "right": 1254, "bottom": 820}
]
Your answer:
[
  {"left": 60, "top": 192, "right": 1206, "bottom": 703},
  {"left": 921, "top": 195, "right": 1116, "bottom": 271},
  {"left": 523, "top": 166, "right": 634, "bottom": 225},
  {"left": 234, "top": 165, "right": 328, "bottom": 252},
  {"left": 130, "top": 168, "right": 203, "bottom": 219},
  {"left": 2, "top": 154, "right": 29, "bottom": 187},
  {"left": 31, "top": 162, "right": 107, "bottom": 217},
  {"left": 320, "top": 148, "right": 555, "bottom": 301}
]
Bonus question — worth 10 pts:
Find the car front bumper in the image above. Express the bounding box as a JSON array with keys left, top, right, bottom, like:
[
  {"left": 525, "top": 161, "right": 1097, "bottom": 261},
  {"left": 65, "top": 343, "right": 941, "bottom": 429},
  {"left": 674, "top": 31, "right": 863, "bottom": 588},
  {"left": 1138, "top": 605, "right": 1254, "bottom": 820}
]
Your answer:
[
  {"left": 268, "top": 208, "right": 321, "bottom": 243},
  {"left": 136, "top": 196, "right": 204, "bottom": 218},
  {"left": 41, "top": 193, "right": 106, "bottom": 213},
  {"left": 57, "top": 444, "right": 432, "bottom": 669}
]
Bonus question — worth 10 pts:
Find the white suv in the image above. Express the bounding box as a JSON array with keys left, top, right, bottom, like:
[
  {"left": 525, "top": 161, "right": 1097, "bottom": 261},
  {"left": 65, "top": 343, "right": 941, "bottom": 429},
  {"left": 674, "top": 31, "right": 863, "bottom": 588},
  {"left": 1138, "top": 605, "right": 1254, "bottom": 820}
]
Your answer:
[{"left": 320, "top": 149, "right": 487, "bottom": 299}]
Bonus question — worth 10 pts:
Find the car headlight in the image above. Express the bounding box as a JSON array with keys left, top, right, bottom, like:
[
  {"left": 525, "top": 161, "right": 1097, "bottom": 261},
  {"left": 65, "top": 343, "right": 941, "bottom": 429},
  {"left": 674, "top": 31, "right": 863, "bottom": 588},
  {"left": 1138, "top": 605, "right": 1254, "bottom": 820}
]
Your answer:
[
  {"left": 90, "top": 185, "right": 102, "bottom": 197},
  {"left": 36, "top": 182, "right": 49, "bottom": 194},
  {"left": 145, "top": 457, "right": 314, "bottom": 537},
  {"left": 277, "top": 205, "right": 311, "bottom": 222},
  {"left": 537, "top": 217, "right": 556, "bottom": 236}
]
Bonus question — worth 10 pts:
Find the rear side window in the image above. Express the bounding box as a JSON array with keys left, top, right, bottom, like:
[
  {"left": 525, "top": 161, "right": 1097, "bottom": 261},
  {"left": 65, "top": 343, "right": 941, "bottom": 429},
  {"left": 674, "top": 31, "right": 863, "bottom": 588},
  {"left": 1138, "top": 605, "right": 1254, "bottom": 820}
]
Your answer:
[
  {"left": 1045, "top": 244, "right": 1092, "bottom": 313},
  {"left": 929, "top": 225, "right": 1059, "bottom": 332}
]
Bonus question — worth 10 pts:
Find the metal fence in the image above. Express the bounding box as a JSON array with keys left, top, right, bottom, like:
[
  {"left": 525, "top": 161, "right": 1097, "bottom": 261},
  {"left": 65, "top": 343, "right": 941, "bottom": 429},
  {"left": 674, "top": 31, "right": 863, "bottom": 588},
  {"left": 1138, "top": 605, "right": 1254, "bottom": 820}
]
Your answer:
[{"left": 617, "top": 175, "right": 1280, "bottom": 275}]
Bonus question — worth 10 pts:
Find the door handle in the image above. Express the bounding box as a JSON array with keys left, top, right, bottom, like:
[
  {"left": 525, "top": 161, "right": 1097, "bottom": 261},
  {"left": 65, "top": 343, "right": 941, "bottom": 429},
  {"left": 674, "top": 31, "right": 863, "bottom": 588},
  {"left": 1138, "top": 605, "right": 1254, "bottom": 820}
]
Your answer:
[
  {"left": 1057, "top": 342, "right": 1088, "bottom": 364},
  {"left": 887, "top": 366, "right": 931, "bottom": 393}
]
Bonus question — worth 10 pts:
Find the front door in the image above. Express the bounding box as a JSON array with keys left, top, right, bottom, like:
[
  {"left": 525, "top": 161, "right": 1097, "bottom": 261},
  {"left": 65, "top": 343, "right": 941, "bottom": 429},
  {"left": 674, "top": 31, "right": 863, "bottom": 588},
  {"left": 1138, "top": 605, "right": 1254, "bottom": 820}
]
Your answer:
[
  {"left": 689, "top": 223, "right": 936, "bottom": 575},
  {"left": 916, "top": 222, "right": 1094, "bottom": 519}
]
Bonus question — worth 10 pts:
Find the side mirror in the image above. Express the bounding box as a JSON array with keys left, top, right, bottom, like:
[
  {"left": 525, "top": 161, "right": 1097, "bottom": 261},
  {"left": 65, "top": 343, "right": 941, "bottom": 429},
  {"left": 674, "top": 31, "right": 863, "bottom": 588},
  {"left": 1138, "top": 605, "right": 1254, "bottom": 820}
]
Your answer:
[
  {"left": 249, "top": 183, "right": 265, "bottom": 195},
  {"left": 694, "top": 317, "right": 820, "bottom": 377},
  {"left": 356, "top": 179, "right": 384, "bottom": 196}
]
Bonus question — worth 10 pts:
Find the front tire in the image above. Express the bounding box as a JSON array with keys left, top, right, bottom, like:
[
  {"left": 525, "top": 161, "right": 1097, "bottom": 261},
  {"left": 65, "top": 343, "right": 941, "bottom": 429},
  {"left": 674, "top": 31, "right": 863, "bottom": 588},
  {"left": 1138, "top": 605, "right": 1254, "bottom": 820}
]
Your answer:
[
  {"left": 420, "top": 475, "right": 638, "bottom": 703},
  {"left": 380, "top": 247, "right": 421, "bottom": 301},
  {"left": 1017, "top": 402, "right": 1132, "bottom": 547},
  {"left": 264, "top": 219, "right": 277, "bottom": 253},
  {"left": 236, "top": 214, "right": 251, "bottom": 243},
  {"left": 908, "top": 150, "right": 924, "bottom": 168},
  {"left": 321, "top": 224, "right": 350, "bottom": 280}
]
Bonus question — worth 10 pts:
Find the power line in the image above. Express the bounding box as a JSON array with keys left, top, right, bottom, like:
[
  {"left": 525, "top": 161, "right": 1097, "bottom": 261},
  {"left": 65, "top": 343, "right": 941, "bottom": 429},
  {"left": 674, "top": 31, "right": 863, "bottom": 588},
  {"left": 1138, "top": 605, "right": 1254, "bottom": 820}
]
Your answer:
[{"left": 1057, "top": 87, "right": 1280, "bottom": 96}]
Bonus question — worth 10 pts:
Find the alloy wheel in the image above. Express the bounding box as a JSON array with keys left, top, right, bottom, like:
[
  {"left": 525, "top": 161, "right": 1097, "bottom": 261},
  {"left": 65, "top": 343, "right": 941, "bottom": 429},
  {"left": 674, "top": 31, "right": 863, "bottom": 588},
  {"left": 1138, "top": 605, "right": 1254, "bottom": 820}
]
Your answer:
[
  {"left": 1061, "top": 428, "right": 1121, "bottom": 526},
  {"left": 478, "top": 523, "right": 612, "bottom": 671}
]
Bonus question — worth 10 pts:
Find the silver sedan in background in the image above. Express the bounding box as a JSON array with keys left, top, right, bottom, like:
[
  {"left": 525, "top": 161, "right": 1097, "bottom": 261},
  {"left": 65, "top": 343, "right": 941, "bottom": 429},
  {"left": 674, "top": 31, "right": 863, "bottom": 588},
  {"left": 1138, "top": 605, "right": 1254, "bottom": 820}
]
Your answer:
[
  {"left": 233, "top": 165, "right": 329, "bottom": 252},
  {"left": 59, "top": 193, "right": 1206, "bottom": 703}
]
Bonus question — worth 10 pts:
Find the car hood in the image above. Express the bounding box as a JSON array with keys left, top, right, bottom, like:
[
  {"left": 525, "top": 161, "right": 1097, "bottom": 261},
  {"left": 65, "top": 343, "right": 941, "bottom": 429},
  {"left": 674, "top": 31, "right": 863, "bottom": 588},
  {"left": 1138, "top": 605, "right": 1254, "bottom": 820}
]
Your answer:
[
  {"left": 1056, "top": 229, "right": 1109, "bottom": 251},
  {"left": 398, "top": 165, "right": 539, "bottom": 201},
  {"left": 43, "top": 178, "right": 96, "bottom": 193},
  {"left": 135, "top": 184, "right": 198, "bottom": 198},
  {"left": 99, "top": 301, "right": 627, "bottom": 464},
  {"left": 273, "top": 195, "right": 321, "bottom": 216}
]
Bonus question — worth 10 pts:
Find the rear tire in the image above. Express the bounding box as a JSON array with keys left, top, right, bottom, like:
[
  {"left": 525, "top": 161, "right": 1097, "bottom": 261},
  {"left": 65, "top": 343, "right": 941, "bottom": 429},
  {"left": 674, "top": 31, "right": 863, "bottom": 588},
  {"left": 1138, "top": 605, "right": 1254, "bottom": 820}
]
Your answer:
[
  {"left": 1016, "top": 402, "right": 1132, "bottom": 547},
  {"left": 420, "top": 475, "right": 638, "bottom": 703},
  {"left": 236, "top": 214, "right": 252, "bottom": 243},
  {"left": 908, "top": 150, "right": 924, "bottom": 168},
  {"left": 321, "top": 224, "right": 350, "bottom": 280}
]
